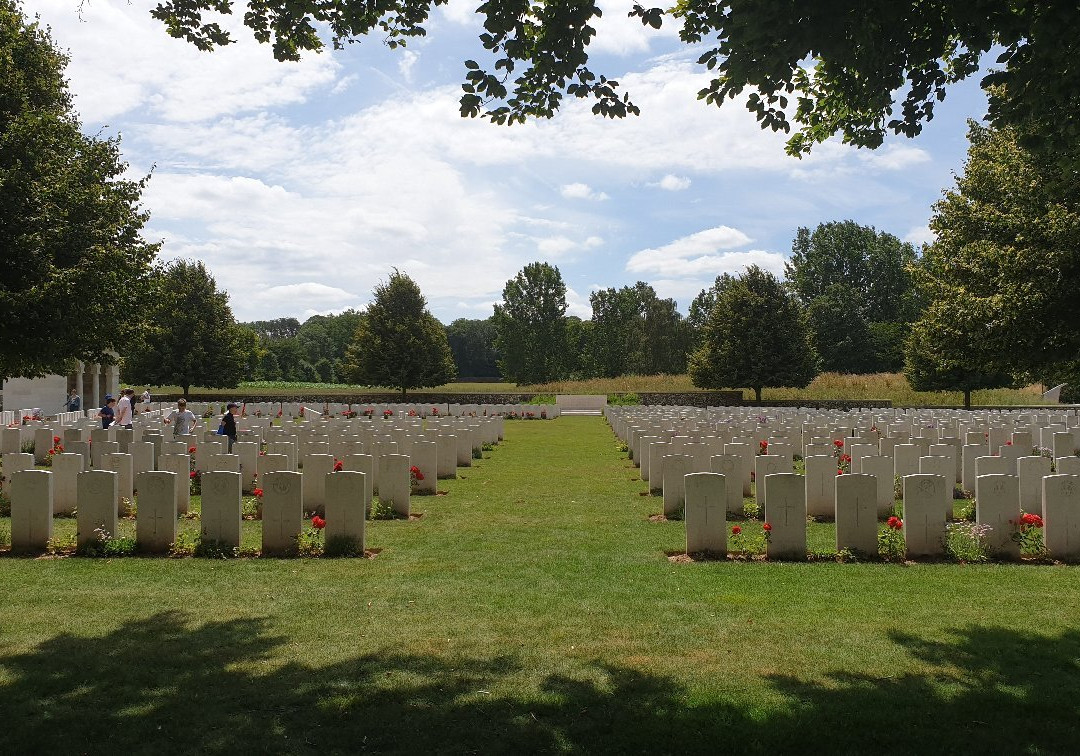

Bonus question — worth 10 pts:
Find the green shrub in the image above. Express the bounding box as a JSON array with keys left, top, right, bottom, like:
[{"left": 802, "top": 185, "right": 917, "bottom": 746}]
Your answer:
[{"left": 606, "top": 392, "right": 640, "bottom": 406}]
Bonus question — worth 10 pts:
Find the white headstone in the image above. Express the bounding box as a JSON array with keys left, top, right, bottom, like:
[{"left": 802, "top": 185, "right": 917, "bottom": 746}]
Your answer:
[
  {"left": 662, "top": 454, "right": 694, "bottom": 517},
  {"left": 684, "top": 472, "right": 727, "bottom": 554},
  {"left": 136, "top": 470, "right": 177, "bottom": 553},
  {"left": 325, "top": 471, "right": 366, "bottom": 552},
  {"left": 11, "top": 469, "right": 53, "bottom": 551},
  {"left": 902, "top": 474, "right": 948, "bottom": 557},
  {"left": 1042, "top": 474, "right": 1080, "bottom": 560},
  {"left": 763, "top": 473, "right": 806, "bottom": 561},
  {"left": 262, "top": 471, "right": 303, "bottom": 554},
  {"left": 835, "top": 473, "right": 877, "bottom": 555},
  {"left": 76, "top": 470, "right": 118, "bottom": 549},
  {"left": 975, "top": 474, "right": 1021, "bottom": 559},
  {"left": 201, "top": 470, "right": 242, "bottom": 548}
]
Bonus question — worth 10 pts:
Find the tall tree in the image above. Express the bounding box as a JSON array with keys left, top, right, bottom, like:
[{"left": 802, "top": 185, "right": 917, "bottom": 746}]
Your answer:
[
  {"left": 150, "top": 1, "right": 1079, "bottom": 162},
  {"left": 785, "top": 221, "right": 920, "bottom": 373},
  {"left": 339, "top": 271, "right": 455, "bottom": 397},
  {"left": 904, "top": 122, "right": 1080, "bottom": 404},
  {"left": 123, "top": 260, "right": 249, "bottom": 397},
  {"left": 587, "top": 282, "right": 688, "bottom": 377},
  {"left": 445, "top": 318, "right": 500, "bottom": 379},
  {"left": 687, "top": 274, "right": 735, "bottom": 346},
  {"left": 689, "top": 266, "right": 817, "bottom": 402},
  {"left": 492, "top": 262, "right": 568, "bottom": 384},
  {"left": 804, "top": 284, "right": 878, "bottom": 375},
  {"left": 0, "top": 0, "right": 158, "bottom": 380}
]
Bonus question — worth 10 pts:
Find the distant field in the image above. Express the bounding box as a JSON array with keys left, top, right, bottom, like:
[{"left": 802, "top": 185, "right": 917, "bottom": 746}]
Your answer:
[{"left": 144, "top": 373, "right": 1055, "bottom": 407}]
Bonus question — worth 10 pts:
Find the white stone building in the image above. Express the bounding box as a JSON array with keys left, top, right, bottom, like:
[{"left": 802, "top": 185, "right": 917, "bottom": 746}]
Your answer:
[{"left": 1, "top": 360, "right": 121, "bottom": 415}]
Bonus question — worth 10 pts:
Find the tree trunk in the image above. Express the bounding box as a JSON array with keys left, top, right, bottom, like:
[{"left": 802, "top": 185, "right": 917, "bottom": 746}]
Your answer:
[
  {"left": 400, "top": 386, "right": 407, "bottom": 399},
  {"left": 182, "top": 384, "right": 190, "bottom": 399},
  {"left": 964, "top": 388, "right": 972, "bottom": 410},
  {"left": 754, "top": 386, "right": 763, "bottom": 402}
]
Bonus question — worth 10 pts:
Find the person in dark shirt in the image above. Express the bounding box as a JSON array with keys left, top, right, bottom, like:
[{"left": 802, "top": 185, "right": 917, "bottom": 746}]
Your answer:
[
  {"left": 221, "top": 402, "right": 239, "bottom": 452},
  {"left": 98, "top": 396, "right": 116, "bottom": 429}
]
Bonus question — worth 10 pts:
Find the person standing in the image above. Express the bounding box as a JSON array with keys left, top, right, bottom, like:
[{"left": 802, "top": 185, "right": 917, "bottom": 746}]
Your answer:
[
  {"left": 141, "top": 388, "right": 152, "bottom": 411},
  {"left": 66, "top": 389, "right": 81, "bottom": 413},
  {"left": 98, "top": 395, "right": 116, "bottom": 429},
  {"left": 221, "top": 402, "right": 239, "bottom": 452},
  {"left": 165, "top": 398, "right": 198, "bottom": 438},
  {"left": 115, "top": 389, "right": 134, "bottom": 429}
]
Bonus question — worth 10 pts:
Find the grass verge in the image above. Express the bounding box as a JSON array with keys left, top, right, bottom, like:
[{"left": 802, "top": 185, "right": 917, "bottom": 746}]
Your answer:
[{"left": 0, "top": 417, "right": 1076, "bottom": 753}]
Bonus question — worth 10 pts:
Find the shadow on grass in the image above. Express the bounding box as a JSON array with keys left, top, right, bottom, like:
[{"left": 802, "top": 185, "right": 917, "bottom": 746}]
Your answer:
[{"left": 0, "top": 613, "right": 1077, "bottom": 753}]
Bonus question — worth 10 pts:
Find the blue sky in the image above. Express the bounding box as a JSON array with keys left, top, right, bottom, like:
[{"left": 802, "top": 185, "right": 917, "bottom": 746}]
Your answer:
[{"left": 32, "top": 0, "right": 987, "bottom": 323}]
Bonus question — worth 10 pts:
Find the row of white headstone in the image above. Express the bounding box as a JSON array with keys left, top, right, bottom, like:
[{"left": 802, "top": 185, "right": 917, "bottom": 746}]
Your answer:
[
  {"left": 2, "top": 410, "right": 510, "bottom": 554},
  {"left": 678, "top": 469, "right": 1080, "bottom": 560},
  {"left": 608, "top": 405, "right": 1080, "bottom": 560},
  {"left": 6, "top": 468, "right": 370, "bottom": 555}
]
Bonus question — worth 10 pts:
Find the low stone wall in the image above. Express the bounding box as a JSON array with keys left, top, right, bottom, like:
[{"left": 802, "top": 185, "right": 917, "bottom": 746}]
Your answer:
[
  {"left": 637, "top": 391, "right": 743, "bottom": 407},
  {"left": 156, "top": 392, "right": 547, "bottom": 405}
]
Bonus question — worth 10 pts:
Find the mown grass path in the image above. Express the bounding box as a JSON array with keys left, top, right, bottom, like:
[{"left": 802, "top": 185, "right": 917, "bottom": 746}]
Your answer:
[{"left": 1, "top": 417, "right": 1078, "bottom": 754}]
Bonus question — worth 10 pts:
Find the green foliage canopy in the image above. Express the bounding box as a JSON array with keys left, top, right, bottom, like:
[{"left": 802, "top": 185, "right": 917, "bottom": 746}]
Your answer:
[
  {"left": 0, "top": 0, "right": 158, "bottom": 380},
  {"left": 904, "top": 122, "right": 1080, "bottom": 406},
  {"left": 445, "top": 318, "right": 500, "bottom": 379},
  {"left": 123, "top": 260, "right": 249, "bottom": 396},
  {"left": 689, "top": 266, "right": 817, "bottom": 401},
  {"left": 148, "top": 1, "right": 1080, "bottom": 160},
  {"left": 339, "top": 271, "right": 456, "bottom": 396},
  {"left": 493, "top": 262, "right": 568, "bottom": 384}
]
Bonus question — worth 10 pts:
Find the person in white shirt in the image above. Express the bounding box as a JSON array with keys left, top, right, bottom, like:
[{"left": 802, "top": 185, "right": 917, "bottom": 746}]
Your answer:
[
  {"left": 141, "top": 389, "right": 151, "bottom": 409},
  {"left": 115, "top": 389, "right": 134, "bottom": 429},
  {"left": 165, "top": 398, "right": 199, "bottom": 437}
]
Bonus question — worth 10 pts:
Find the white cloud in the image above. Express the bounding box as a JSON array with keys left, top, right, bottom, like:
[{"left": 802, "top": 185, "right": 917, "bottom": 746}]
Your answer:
[
  {"left": 565, "top": 287, "right": 593, "bottom": 319},
  {"left": 626, "top": 226, "right": 785, "bottom": 279},
  {"left": 589, "top": 0, "right": 682, "bottom": 56},
  {"left": 904, "top": 225, "right": 936, "bottom": 246},
  {"left": 537, "top": 236, "right": 578, "bottom": 257},
  {"left": 398, "top": 51, "right": 419, "bottom": 83},
  {"left": 653, "top": 174, "right": 691, "bottom": 191},
  {"left": 560, "top": 183, "right": 610, "bottom": 201},
  {"left": 39, "top": 0, "right": 339, "bottom": 125}
]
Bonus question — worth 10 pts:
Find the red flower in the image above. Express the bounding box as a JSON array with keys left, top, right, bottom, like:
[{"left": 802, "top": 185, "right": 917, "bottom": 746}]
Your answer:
[
  {"left": 253, "top": 488, "right": 264, "bottom": 498},
  {"left": 833, "top": 439, "right": 844, "bottom": 448},
  {"left": 731, "top": 525, "right": 742, "bottom": 536},
  {"left": 840, "top": 454, "right": 851, "bottom": 463},
  {"left": 189, "top": 471, "right": 197, "bottom": 479},
  {"left": 383, "top": 409, "right": 393, "bottom": 417},
  {"left": 1020, "top": 512, "right": 1044, "bottom": 528},
  {"left": 759, "top": 440, "right": 768, "bottom": 451},
  {"left": 276, "top": 410, "right": 283, "bottom": 417},
  {"left": 410, "top": 465, "right": 424, "bottom": 481},
  {"left": 333, "top": 459, "right": 343, "bottom": 472},
  {"left": 311, "top": 516, "right": 326, "bottom": 529},
  {"left": 762, "top": 522, "right": 772, "bottom": 532},
  {"left": 837, "top": 469, "right": 845, "bottom": 475},
  {"left": 53, "top": 435, "right": 60, "bottom": 444},
  {"left": 1005, "top": 440, "right": 1013, "bottom": 446},
  {"left": 887, "top": 516, "right": 903, "bottom": 530},
  {"left": 189, "top": 446, "right": 197, "bottom": 454}
]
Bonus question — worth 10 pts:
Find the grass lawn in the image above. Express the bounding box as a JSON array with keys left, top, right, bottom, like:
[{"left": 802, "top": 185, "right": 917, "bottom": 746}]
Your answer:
[{"left": 1, "top": 417, "right": 1078, "bottom": 754}]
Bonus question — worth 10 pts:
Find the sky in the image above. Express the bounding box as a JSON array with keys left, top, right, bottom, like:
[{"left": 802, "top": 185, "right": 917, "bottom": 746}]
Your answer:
[{"left": 30, "top": 0, "right": 989, "bottom": 324}]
